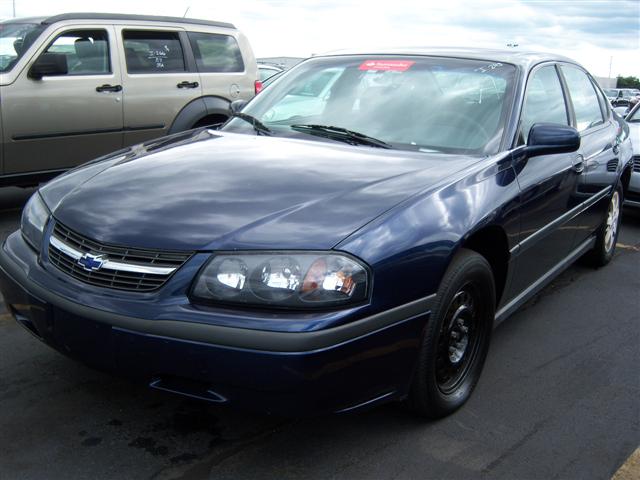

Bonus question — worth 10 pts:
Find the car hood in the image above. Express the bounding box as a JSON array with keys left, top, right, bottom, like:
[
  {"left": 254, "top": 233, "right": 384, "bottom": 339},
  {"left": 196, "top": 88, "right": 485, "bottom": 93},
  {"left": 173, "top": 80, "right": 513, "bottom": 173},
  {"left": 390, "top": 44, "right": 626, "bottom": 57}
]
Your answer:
[{"left": 43, "top": 131, "right": 481, "bottom": 251}]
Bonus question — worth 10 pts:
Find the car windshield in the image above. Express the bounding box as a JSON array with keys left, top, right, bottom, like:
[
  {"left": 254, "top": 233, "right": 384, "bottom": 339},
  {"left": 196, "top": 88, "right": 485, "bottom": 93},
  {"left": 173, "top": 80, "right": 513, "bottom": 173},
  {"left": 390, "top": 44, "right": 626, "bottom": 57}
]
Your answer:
[
  {"left": 604, "top": 89, "right": 618, "bottom": 96},
  {"left": 627, "top": 105, "right": 640, "bottom": 122},
  {"left": 223, "top": 55, "right": 516, "bottom": 155},
  {"left": 0, "top": 22, "right": 45, "bottom": 73}
]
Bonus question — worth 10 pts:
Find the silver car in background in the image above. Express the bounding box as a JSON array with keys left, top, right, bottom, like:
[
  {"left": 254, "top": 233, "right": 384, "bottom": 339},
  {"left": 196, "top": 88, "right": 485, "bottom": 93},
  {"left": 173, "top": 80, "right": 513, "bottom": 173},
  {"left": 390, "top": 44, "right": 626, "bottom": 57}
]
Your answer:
[
  {"left": 0, "top": 13, "right": 259, "bottom": 187},
  {"left": 625, "top": 102, "right": 640, "bottom": 207}
]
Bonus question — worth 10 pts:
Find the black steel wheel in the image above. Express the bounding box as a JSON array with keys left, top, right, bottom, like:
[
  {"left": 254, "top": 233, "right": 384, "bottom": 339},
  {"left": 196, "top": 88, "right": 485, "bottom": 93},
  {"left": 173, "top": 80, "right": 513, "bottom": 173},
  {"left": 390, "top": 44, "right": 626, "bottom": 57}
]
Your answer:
[{"left": 406, "top": 249, "right": 495, "bottom": 419}]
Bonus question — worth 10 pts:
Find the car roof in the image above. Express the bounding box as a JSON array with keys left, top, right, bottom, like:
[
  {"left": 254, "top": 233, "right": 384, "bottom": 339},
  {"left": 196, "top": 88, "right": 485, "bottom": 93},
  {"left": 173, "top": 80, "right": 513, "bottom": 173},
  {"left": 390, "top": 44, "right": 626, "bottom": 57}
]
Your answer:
[
  {"left": 1, "top": 12, "right": 235, "bottom": 29},
  {"left": 316, "top": 47, "right": 580, "bottom": 70}
]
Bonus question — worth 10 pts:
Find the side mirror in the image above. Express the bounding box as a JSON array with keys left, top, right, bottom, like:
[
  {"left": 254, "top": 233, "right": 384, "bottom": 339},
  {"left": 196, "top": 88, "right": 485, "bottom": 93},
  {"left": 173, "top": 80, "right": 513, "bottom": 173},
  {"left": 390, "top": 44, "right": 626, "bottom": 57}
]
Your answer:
[
  {"left": 29, "top": 52, "right": 68, "bottom": 80},
  {"left": 523, "top": 123, "right": 580, "bottom": 158},
  {"left": 230, "top": 99, "right": 247, "bottom": 114}
]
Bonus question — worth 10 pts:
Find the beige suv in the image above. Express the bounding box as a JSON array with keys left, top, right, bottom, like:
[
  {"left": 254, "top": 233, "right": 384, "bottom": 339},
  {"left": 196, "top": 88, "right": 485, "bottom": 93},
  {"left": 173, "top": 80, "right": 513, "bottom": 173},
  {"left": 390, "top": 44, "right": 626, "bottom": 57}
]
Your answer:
[{"left": 0, "top": 13, "right": 258, "bottom": 186}]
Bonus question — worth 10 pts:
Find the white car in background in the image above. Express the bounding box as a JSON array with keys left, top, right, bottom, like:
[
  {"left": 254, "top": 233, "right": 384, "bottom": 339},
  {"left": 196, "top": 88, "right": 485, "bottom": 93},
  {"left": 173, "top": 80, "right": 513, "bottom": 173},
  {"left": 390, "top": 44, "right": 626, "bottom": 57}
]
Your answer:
[{"left": 625, "top": 102, "right": 640, "bottom": 207}]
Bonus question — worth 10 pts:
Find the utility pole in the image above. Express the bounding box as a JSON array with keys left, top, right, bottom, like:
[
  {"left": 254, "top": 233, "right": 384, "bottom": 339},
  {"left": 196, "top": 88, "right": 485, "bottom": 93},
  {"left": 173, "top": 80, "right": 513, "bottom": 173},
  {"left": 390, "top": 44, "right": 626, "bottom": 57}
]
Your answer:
[
  {"left": 608, "top": 56, "right": 613, "bottom": 81},
  {"left": 13, "top": 0, "right": 16, "bottom": 17}
]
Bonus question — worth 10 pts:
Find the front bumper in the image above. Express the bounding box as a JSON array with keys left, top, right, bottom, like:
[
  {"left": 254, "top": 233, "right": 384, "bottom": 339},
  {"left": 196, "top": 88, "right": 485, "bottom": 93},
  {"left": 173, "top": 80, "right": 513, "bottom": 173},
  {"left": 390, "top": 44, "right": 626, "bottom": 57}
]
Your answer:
[{"left": 0, "top": 231, "right": 433, "bottom": 415}]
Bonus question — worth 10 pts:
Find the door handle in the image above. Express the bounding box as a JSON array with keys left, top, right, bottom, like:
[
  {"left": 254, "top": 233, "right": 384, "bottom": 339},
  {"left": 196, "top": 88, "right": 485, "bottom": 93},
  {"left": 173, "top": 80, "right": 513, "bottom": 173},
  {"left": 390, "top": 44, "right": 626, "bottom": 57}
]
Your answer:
[
  {"left": 177, "top": 81, "right": 199, "bottom": 89},
  {"left": 571, "top": 154, "right": 585, "bottom": 174},
  {"left": 96, "top": 84, "right": 122, "bottom": 93}
]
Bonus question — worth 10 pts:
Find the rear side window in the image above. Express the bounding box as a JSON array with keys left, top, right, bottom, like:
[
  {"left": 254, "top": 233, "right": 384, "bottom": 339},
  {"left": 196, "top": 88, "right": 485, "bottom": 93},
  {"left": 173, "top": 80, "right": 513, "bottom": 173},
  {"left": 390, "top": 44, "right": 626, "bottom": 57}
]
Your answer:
[
  {"left": 561, "top": 66, "right": 605, "bottom": 132},
  {"left": 44, "top": 29, "right": 110, "bottom": 75},
  {"left": 519, "top": 66, "right": 568, "bottom": 144},
  {"left": 123, "top": 30, "right": 185, "bottom": 73},
  {"left": 187, "top": 32, "right": 244, "bottom": 73}
]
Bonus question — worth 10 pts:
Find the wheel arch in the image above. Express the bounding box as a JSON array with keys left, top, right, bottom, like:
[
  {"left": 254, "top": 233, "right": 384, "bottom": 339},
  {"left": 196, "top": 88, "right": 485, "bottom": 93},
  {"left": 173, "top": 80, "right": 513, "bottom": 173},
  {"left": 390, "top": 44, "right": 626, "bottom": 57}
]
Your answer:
[
  {"left": 458, "top": 224, "right": 510, "bottom": 306},
  {"left": 168, "top": 96, "right": 232, "bottom": 134}
]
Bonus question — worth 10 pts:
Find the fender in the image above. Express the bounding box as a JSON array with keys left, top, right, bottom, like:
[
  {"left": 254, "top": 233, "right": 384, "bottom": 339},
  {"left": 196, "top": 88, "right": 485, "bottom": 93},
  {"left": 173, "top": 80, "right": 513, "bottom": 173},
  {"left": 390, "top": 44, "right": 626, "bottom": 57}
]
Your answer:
[{"left": 168, "top": 96, "right": 232, "bottom": 134}]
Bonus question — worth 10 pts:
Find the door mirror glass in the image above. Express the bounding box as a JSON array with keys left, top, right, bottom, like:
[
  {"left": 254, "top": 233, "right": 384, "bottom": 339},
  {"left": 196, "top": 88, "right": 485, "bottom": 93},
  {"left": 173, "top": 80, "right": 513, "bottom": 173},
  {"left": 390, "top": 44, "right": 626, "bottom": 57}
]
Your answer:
[
  {"left": 29, "top": 52, "right": 68, "bottom": 79},
  {"left": 525, "top": 123, "right": 580, "bottom": 157}
]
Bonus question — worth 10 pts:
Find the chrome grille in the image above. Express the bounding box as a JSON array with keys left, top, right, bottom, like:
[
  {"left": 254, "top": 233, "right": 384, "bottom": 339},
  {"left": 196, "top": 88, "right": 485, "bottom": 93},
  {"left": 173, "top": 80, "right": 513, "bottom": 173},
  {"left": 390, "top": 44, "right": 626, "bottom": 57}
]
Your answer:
[
  {"left": 48, "top": 221, "right": 192, "bottom": 292},
  {"left": 633, "top": 156, "right": 640, "bottom": 173}
]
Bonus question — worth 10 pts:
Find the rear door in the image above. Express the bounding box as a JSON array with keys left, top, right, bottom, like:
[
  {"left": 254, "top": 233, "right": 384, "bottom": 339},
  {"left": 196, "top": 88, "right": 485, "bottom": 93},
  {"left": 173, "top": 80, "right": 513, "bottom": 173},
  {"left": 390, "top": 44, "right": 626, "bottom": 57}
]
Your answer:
[
  {"left": 558, "top": 64, "right": 619, "bottom": 246},
  {"left": 117, "top": 26, "right": 203, "bottom": 145},
  {"left": 2, "top": 25, "right": 123, "bottom": 174}
]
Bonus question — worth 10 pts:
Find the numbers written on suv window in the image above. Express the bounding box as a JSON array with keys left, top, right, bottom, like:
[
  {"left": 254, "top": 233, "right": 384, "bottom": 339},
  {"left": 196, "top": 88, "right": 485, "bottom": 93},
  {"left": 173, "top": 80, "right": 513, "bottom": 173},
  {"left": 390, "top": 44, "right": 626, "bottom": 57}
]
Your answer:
[{"left": 123, "top": 30, "right": 186, "bottom": 74}]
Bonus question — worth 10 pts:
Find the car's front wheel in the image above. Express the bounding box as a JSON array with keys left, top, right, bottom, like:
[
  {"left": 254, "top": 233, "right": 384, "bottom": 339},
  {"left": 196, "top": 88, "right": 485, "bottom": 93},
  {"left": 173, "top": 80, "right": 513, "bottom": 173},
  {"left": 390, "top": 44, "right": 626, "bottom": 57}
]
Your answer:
[{"left": 406, "top": 249, "right": 495, "bottom": 418}]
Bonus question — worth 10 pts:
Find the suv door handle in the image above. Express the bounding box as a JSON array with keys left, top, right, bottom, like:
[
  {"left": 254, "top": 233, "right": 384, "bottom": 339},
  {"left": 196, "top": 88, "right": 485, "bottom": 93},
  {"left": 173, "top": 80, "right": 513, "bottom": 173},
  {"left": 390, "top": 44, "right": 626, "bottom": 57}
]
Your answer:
[
  {"left": 96, "top": 84, "right": 122, "bottom": 93},
  {"left": 177, "top": 81, "right": 199, "bottom": 89},
  {"left": 572, "top": 154, "right": 585, "bottom": 173}
]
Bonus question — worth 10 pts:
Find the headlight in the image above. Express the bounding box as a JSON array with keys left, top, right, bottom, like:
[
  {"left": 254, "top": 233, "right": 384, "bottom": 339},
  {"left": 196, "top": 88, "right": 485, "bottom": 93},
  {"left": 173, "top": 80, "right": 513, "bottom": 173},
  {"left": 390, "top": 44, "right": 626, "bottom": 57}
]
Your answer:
[
  {"left": 20, "top": 192, "right": 50, "bottom": 251},
  {"left": 191, "top": 252, "right": 370, "bottom": 309}
]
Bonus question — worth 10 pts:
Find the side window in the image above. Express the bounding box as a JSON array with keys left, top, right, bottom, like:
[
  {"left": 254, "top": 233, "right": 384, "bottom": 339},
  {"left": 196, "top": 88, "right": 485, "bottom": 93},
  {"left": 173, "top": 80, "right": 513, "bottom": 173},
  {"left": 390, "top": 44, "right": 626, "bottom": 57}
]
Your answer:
[
  {"left": 592, "top": 81, "right": 610, "bottom": 118},
  {"left": 561, "top": 66, "right": 605, "bottom": 132},
  {"left": 520, "top": 66, "right": 568, "bottom": 144},
  {"left": 187, "top": 32, "right": 244, "bottom": 73},
  {"left": 123, "top": 30, "right": 186, "bottom": 73},
  {"left": 43, "top": 29, "right": 110, "bottom": 75}
]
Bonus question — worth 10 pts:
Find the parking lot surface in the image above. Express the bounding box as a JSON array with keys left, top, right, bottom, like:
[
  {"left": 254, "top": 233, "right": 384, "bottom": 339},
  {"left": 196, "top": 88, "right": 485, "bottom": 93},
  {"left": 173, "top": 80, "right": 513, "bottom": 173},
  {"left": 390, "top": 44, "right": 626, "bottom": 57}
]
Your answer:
[{"left": 0, "top": 186, "right": 638, "bottom": 480}]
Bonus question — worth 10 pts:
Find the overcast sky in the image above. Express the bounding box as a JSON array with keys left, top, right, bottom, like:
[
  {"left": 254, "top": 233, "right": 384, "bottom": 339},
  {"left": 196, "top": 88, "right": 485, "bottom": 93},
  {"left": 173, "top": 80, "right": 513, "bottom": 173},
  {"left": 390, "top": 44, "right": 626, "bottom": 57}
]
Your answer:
[{"left": 1, "top": 0, "right": 638, "bottom": 78}]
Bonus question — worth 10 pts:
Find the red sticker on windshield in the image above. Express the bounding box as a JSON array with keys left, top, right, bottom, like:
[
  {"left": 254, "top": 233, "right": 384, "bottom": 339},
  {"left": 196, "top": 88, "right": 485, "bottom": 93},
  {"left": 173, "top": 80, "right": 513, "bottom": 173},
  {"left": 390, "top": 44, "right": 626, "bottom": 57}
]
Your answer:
[{"left": 359, "top": 60, "right": 415, "bottom": 71}]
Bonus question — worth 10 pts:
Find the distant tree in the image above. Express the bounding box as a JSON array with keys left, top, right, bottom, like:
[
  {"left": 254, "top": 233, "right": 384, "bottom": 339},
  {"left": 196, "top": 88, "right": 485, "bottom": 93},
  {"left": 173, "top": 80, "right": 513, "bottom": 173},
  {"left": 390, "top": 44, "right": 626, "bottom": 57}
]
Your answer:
[{"left": 616, "top": 76, "right": 640, "bottom": 88}]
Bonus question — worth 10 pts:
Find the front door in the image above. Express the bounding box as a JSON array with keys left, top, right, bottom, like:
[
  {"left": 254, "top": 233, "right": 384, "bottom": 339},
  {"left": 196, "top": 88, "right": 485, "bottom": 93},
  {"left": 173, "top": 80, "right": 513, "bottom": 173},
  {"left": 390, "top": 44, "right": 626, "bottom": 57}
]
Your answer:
[
  {"left": 2, "top": 25, "right": 123, "bottom": 174},
  {"left": 508, "top": 64, "right": 582, "bottom": 297},
  {"left": 116, "top": 27, "right": 203, "bottom": 146}
]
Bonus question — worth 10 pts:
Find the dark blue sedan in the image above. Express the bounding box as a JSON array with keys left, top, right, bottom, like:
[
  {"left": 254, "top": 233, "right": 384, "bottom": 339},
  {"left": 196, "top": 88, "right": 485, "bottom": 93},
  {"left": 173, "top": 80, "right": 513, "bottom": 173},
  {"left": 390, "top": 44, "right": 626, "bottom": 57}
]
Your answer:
[{"left": 0, "top": 49, "right": 634, "bottom": 417}]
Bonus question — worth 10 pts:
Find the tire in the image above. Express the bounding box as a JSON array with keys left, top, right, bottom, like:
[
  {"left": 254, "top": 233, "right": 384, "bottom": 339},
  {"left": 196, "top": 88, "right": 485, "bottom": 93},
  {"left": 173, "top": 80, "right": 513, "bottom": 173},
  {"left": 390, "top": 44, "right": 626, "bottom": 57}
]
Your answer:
[
  {"left": 405, "top": 249, "right": 495, "bottom": 419},
  {"left": 585, "top": 183, "right": 623, "bottom": 267}
]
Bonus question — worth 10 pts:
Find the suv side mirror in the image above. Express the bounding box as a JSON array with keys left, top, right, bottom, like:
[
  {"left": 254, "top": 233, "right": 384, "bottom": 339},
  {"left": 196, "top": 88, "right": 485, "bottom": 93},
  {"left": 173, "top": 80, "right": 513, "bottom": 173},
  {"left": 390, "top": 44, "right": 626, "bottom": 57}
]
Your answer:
[
  {"left": 230, "top": 99, "right": 247, "bottom": 114},
  {"left": 523, "top": 123, "right": 580, "bottom": 158},
  {"left": 29, "top": 53, "right": 68, "bottom": 80}
]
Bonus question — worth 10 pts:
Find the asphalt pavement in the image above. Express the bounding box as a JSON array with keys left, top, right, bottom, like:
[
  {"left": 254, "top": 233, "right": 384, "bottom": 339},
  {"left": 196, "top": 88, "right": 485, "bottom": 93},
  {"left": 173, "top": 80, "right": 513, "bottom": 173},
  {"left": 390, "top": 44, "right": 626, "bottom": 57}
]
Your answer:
[{"left": 0, "top": 186, "right": 638, "bottom": 480}]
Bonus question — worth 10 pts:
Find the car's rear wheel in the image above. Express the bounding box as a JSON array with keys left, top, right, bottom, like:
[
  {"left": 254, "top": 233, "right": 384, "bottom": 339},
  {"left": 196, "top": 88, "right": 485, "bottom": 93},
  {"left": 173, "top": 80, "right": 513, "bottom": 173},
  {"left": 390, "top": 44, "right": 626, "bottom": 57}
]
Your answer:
[
  {"left": 585, "top": 184, "right": 623, "bottom": 267},
  {"left": 405, "top": 249, "right": 494, "bottom": 418}
]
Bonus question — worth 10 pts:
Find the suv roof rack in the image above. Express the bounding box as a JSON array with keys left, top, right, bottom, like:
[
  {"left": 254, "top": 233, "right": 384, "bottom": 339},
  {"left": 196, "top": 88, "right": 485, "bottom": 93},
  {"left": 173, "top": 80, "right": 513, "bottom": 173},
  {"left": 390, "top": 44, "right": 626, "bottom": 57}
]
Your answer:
[{"left": 41, "top": 12, "right": 235, "bottom": 30}]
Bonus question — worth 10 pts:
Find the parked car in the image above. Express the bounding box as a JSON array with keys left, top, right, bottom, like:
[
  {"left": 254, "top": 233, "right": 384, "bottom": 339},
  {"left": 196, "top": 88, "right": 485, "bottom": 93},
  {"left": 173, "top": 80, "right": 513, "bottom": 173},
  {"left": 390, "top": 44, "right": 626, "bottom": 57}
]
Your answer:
[
  {"left": 0, "top": 49, "right": 633, "bottom": 418},
  {"left": 624, "top": 102, "right": 640, "bottom": 207},
  {"left": 0, "top": 13, "right": 259, "bottom": 187},
  {"left": 605, "top": 88, "right": 640, "bottom": 108},
  {"left": 258, "top": 63, "right": 283, "bottom": 82}
]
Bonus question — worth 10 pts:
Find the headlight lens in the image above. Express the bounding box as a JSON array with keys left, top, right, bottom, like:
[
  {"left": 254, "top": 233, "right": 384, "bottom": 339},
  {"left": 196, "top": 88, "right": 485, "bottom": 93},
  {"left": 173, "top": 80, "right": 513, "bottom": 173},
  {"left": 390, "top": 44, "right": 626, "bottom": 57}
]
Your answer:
[
  {"left": 191, "top": 252, "right": 370, "bottom": 309},
  {"left": 20, "top": 192, "right": 50, "bottom": 251}
]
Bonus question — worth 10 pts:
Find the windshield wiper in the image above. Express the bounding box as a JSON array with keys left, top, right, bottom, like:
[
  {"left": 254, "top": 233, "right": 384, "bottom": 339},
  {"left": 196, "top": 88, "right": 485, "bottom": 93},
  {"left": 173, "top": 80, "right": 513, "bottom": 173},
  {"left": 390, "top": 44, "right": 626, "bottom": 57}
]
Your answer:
[
  {"left": 233, "top": 112, "right": 272, "bottom": 136},
  {"left": 290, "top": 124, "right": 391, "bottom": 149}
]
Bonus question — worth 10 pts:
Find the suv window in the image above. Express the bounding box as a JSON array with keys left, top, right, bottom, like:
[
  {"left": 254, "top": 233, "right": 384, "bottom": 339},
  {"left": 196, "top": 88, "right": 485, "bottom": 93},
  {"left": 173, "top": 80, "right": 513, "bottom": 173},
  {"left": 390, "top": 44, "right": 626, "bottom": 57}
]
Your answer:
[
  {"left": 0, "top": 22, "right": 45, "bottom": 72},
  {"left": 187, "top": 32, "right": 244, "bottom": 73},
  {"left": 44, "top": 29, "right": 110, "bottom": 75},
  {"left": 519, "top": 66, "right": 568, "bottom": 144},
  {"left": 123, "top": 30, "right": 186, "bottom": 73},
  {"left": 561, "top": 66, "right": 605, "bottom": 132}
]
